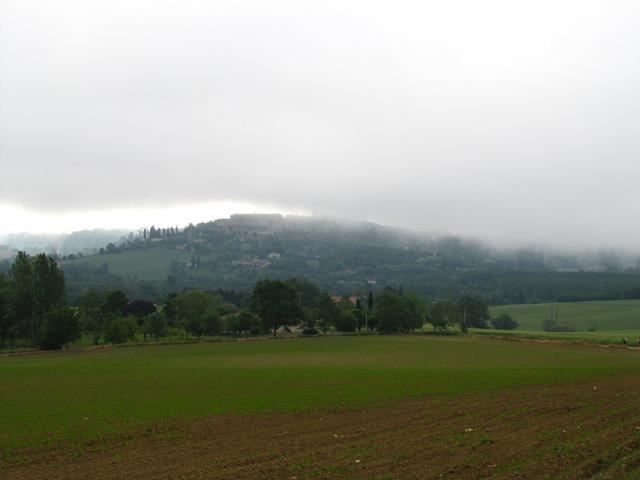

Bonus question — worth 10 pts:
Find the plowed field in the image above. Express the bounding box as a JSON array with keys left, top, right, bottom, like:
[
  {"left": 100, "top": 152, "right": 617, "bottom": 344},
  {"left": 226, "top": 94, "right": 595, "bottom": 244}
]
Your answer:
[{"left": 2, "top": 336, "right": 639, "bottom": 479}]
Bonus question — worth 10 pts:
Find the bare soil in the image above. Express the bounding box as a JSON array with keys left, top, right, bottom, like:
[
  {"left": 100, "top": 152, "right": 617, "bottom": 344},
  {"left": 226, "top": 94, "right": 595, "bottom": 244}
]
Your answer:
[{"left": 3, "top": 372, "right": 640, "bottom": 479}]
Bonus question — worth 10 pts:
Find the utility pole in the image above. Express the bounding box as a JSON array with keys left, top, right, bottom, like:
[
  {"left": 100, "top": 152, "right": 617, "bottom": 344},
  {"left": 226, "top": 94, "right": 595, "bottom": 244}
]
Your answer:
[{"left": 463, "top": 305, "right": 467, "bottom": 333}]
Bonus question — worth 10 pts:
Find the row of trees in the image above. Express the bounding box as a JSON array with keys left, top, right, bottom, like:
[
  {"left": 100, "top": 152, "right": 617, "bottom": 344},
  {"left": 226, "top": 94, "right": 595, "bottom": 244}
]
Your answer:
[
  {"left": 0, "top": 251, "right": 518, "bottom": 350},
  {"left": 250, "top": 279, "right": 517, "bottom": 334},
  {"left": 72, "top": 279, "right": 512, "bottom": 346}
]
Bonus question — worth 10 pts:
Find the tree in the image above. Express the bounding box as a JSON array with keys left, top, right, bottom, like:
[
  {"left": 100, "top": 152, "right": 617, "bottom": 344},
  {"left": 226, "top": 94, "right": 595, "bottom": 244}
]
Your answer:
[
  {"left": 430, "top": 300, "right": 459, "bottom": 331},
  {"left": 78, "top": 291, "right": 107, "bottom": 345},
  {"left": 102, "top": 290, "right": 129, "bottom": 315},
  {"left": 32, "top": 253, "right": 66, "bottom": 321},
  {"left": 173, "top": 290, "right": 221, "bottom": 339},
  {"left": 491, "top": 313, "right": 519, "bottom": 330},
  {"left": 403, "top": 292, "right": 428, "bottom": 330},
  {"left": 227, "top": 310, "right": 261, "bottom": 336},
  {"left": 144, "top": 311, "right": 168, "bottom": 340},
  {"left": 163, "top": 292, "right": 179, "bottom": 327},
  {"left": 375, "top": 289, "right": 411, "bottom": 332},
  {"left": 202, "top": 310, "right": 222, "bottom": 336},
  {"left": 104, "top": 315, "right": 137, "bottom": 344},
  {"left": 333, "top": 310, "right": 358, "bottom": 332},
  {"left": 457, "top": 296, "right": 490, "bottom": 330},
  {"left": 0, "top": 273, "right": 14, "bottom": 345},
  {"left": 39, "top": 308, "right": 81, "bottom": 350},
  {"left": 350, "top": 307, "right": 366, "bottom": 331},
  {"left": 9, "top": 252, "right": 35, "bottom": 341},
  {"left": 286, "top": 277, "right": 321, "bottom": 310},
  {"left": 316, "top": 292, "right": 340, "bottom": 332},
  {"left": 366, "top": 291, "right": 374, "bottom": 331},
  {"left": 374, "top": 289, "right": 425, "bottom": 332},
  {"left": 8, "top": 252, "right": 66, "bottom": 345},
  {"left": 123, "top": 299, "right": 157, "bottom": 341},
  {"left": 251, "top": 279, "right": 302, "bottom": 337}
]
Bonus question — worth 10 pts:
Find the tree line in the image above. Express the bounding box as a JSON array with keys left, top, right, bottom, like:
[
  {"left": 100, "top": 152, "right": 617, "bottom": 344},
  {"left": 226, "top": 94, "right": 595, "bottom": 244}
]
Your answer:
[{"left": 0, "top": 253, "right": 518, "bottom": 350}]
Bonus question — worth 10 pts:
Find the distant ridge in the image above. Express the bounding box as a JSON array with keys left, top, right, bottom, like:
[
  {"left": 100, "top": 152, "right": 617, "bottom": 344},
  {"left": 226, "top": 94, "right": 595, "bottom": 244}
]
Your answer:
[
  {"left": 21, "top": 213, "right": 638, "bottom": 305},
  {"left": 0, "top": 229, "right": 130, "bottom": 256}
]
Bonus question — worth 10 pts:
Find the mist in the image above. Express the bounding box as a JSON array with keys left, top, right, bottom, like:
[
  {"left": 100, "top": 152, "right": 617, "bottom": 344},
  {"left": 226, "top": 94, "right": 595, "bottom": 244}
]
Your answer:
[{"left": 1, "top": 1, "right": 640, "bottom": 250}]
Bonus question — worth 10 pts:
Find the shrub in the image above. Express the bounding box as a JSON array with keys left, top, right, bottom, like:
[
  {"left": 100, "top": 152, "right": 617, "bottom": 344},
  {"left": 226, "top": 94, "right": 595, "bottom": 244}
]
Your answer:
[
  {"left": 39, "top": 308, "right": 81, "bottom": 350},
  {"left": 541, "top": 318, "right": 576, "bottom": 332},
  {"left": 491, "top": 313, "right": 519, "bottom": 330},
  {"left": 333, "top": 311, "right": 358, "bottom": 332}
]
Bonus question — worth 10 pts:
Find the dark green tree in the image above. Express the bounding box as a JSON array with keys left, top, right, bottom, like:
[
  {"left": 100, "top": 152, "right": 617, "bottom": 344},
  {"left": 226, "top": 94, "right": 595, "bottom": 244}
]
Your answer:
[
  {"left": 101, "top": 290, "right": 129, "bottom": 315},
  {"left": 286, "top": 277, "right": 321, "bottom": 309},
  {"left": 0, "top": 273, "right": 14, "bottom": 345},
  {"left": 32, "top": 254, "right": 65, "bottom": 315},
  {"left": 123, "top": 299, "right": 157, "bottom": 341},
  {"left": 163, "top": 292, "right": 179, "bottom": 327},
  {"left": 457, "top": 295, "right": 490, "bottom": 330},
  {"left": 8, "top": 252, "right": 66, "bottom": 345},
  {"left": 430, "top": 300, "right": 459, "bottom": 331},
  {"left": 333, "top": 310, "right": 358, "bottom": 332},
  {"left": 374, "top": 289, "right": 425, "bottom": 332},
  {"left": 39, "top": 308, "right": 81, "bottom": 350},
  {"left": 202, "top": 310, "right": 222, "bottom": 336},
  {"left": 104, "top": 315, "right": 137, "bottom": 344},
  {"left": 350, "top": 307, "right": 366, "bottom": 331},
  {"left": 316, "top": 292, "right": 340, "bottom": 332},
  {"left": 403, "top": 292, "right": 428, "bottom": 330},
  {"left": 78, "top": 291, "right": 107, "bottom": 345},
  {"left": 236, "top": 310, "right": 261, "bottom": 336},
  {"left": 374, "top": 289, "right": 414, "bottom": 332},
  {"left": 173, "top": 290, "right": 221, "bottom": 339},
  {"left": 251, "top": 279, "right": 302, "bottom": 337},
  {"left": 9, "top": 252, "right": 35, "bottom": 341},
  {"left": 144, "top": 311, "right": 168, "bottom": 340}
]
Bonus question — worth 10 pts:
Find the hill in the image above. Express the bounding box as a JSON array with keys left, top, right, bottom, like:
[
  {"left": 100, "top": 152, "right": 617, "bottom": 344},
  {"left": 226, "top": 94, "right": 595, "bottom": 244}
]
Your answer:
[{"left": 49, "top": 214, "right": 640, "bottom": 304}]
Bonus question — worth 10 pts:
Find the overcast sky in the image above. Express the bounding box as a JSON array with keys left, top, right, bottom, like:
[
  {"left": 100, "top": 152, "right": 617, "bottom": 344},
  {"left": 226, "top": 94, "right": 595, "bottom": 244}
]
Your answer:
[{"left": 1, "top": 1, "right": 639, "bottom": 249}]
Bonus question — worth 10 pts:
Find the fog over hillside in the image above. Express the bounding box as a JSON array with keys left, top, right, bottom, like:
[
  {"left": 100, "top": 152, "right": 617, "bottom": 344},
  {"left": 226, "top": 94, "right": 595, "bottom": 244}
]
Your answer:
[
  {"left": 0, "top": 229, "right": 130, "bottom": 256},
  {"left": 2, "top": 214, "right": 640, "bottom": 272}
]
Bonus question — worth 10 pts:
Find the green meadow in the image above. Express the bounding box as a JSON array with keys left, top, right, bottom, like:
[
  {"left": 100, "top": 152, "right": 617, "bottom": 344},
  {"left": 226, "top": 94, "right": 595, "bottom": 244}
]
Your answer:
[
  {"left": 1, "top": 335, "right": 638, "bottom": 453},
  {"left": 62, "top": 248, "right": 192, "bottom": 280},
  {"left": 490, "top": 299, "right": 640, "bottom": 331}
]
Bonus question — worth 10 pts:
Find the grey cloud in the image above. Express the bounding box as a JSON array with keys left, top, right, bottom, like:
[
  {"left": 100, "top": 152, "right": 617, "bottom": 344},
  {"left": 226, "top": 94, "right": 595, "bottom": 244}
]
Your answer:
[{"left": 1, "top": 0, "right": 640, "bottom": 248}]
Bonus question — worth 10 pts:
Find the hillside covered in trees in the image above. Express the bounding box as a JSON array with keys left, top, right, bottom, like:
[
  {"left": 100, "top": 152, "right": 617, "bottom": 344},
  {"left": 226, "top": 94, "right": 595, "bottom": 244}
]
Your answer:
[{"left": 3, "top": 214, "right": 640, "bottom": 305}]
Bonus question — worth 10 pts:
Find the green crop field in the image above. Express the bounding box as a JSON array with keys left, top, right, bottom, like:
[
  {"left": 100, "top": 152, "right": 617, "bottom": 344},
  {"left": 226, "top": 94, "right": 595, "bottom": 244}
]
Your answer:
[
  {"left": 1, "top": 335, "right": 638, "bottom": 454},
  {"left": 62, "top": 248, "right": 193, "bottom": 280},
  {"left": 490, "top": 299, "right": 640, "bottom": 331}
]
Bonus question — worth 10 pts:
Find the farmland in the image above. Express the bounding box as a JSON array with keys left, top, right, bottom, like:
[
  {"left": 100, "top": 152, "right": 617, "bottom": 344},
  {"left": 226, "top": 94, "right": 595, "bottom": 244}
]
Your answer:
[
  {"left": 2, "top": 335, "right": 640, "bottom": 479},
  {"left": 490, "top": 299, "right": 640, "bottom": 331}
]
